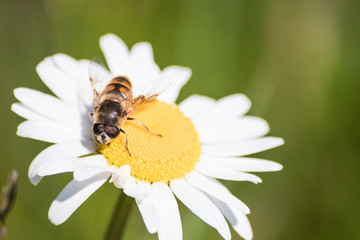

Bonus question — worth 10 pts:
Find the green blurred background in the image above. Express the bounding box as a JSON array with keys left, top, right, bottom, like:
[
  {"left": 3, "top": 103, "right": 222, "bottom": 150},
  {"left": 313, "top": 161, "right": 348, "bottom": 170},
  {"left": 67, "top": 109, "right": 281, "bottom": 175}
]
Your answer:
[{"left": 1, "top": 0, "right": 359, "bottom": 239}]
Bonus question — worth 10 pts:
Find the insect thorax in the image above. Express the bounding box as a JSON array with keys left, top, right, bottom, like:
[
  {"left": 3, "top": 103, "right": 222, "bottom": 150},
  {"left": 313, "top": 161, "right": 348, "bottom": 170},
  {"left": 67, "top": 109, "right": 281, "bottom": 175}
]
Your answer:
[{"left": 96, "top": 99, "right": 123, "bottom": 126}]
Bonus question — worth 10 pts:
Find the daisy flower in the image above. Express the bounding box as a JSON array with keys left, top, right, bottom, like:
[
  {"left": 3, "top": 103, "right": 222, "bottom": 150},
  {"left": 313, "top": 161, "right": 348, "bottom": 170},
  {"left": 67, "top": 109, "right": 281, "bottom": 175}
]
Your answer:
[{"left": 12, "top": 34, "right": 284, "bottom": 240}]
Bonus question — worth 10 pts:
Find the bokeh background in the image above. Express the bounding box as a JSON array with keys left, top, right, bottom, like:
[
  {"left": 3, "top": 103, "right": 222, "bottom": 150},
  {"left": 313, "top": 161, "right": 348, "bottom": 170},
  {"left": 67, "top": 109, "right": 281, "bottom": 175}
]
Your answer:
[{"left": 1, "top": 0, "right": 359, "bottom": 239}]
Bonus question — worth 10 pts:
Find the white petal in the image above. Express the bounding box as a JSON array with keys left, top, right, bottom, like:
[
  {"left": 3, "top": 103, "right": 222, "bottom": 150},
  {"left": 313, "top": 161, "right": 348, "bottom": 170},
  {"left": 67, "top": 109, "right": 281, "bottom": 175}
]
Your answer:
[
  {"left": 29, "top": 141, "right": 96, "bottom": 185},
  {"left": 112, "top": 165, "right": 131, "bottom": 189},
  {"left": 128, "top": 42, "right": 162, "bottom": 97},
  {"left": 186, "top": 171, "right": 250, "bottom": 214},
  {"left": 210, "top": 197, "right": 253, "bottom": 240},
  {"left": 123, "top": 176, "right": 148, "bottom": 199},
  {"left": 157, "top": 66, "right": 192, "bottom": 104},
  {"left": 130, "top": 42, "right": 160, "bottom": 79},
  {"left": 75, "top": 154, "right": 109, "bottom": 169},
  {"left": 170, "top": 179, "right": 231, "bottom": 240},
  {"left": 202, "top": 137, "right": 284, "bottom": 157},
  {"left": 17, "top": 119, "right": 87, "bottom": 143},
  {"left": 11, "top": 103, "right": 44, "bottom": 120},
  {"left": 199, "top": 156, "right": 283, "bottom": 172},
  {"left": 14, "top": 88, "right": 80, "bottom": 123},
  {"left": 135, "top": 181, "right": 159, "bottom": 234},
  {"left": 152, "top": 182, "right": 182, "bottom": 240},
  {"left": 195, "top": 162, "right": 262, "bottom": 184},
  {"left": 198, "top": 116, "right": 270, "bottom": 144},
  {"left": 100, "top": 33, "right": 130, "bottom": 75},
  {"left": 130, "top": 42, "right": 155, "bottom": 63},
  {"left": 51, "top": 53, "right": 81, "bottom": 77},
  {"left": 51, "top": 53, "right": 86, "bottom": 104},
  {"left": 37, "top": 156, "right": 77, "bottom": 177},
  {"left": 179, "top": 95, "right": 216, "bottom": 120},
  {"left": 48, "top": 173, "right": 110, "bottom": 225},
  {"left": 73, "top": 165, "right": 109, "bottom": 181},
  {"left": 76, "top": 60, "right": 95, "bottom": 109},
  {"left": 36, "top": 54, "right": 78, "bottom": 105},
  {"left": 194, "top": 94, "right": 251, "bottom": 125}
]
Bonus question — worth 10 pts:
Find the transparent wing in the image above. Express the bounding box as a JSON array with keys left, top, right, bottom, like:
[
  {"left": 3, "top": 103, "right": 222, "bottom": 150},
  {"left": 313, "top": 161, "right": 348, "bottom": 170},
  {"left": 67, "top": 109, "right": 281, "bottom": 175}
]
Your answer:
[
  {"left": 134, "top": 75, "right": 174, "bottom": 99},
  {"left": 127, "top": 76, "right": 174, "bottom": 115},
  {"left": 89, "top": 57, "right": 113, "bottom": 110}
]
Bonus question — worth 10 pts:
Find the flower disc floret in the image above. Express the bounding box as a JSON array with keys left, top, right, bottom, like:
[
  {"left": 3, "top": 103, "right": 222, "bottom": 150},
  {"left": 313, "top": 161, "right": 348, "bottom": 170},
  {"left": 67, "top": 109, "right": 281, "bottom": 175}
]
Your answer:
[{"left": 99, "top": 100, "right": 201, "bottom": 183}]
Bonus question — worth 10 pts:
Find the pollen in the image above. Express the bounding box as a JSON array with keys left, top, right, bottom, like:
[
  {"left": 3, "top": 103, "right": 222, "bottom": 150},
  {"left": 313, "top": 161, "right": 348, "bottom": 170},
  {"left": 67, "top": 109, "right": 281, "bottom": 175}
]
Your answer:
[{"left": 98, "top": 100, "right": 201, "bottom": 183}]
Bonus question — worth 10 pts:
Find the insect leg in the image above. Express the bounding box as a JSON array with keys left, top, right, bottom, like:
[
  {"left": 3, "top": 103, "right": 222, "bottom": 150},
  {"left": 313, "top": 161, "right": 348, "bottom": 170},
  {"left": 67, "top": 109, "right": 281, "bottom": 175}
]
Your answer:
[
  {"left": 126, "top": 94, "right": 158, "bottom": 115},
  {"left": 127, "top": 117, "right": 162, "bottom": 137},
  {"left": 88, "top": 112, "right": 94, "bottom": 121},
  {"left": 132, "top": 95, "right": 146, "bottom": 105},
  {"left": 120, "top": 129, "right": 131, "bottom": 156}
]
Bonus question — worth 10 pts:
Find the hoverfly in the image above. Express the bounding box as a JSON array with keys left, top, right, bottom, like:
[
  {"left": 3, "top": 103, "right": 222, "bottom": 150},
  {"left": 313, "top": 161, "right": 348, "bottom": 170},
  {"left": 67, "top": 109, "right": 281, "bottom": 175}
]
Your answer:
[{"left": 88, "top": 59, "right": 170, "bottom": 155}]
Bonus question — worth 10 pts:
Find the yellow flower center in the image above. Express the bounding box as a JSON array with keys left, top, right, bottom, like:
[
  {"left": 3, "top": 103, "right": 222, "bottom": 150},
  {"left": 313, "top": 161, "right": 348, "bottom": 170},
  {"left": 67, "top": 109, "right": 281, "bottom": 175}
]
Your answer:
[{"left": 98, "top": 100, "right": 201, "bottom": 183}]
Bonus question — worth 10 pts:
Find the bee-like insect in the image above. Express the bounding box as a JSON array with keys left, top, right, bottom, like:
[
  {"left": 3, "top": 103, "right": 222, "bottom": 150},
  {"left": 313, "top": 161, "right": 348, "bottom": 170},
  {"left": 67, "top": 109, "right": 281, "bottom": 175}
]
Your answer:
[{"left": 89, "top": 61, "right": 165, "bottom": 155}]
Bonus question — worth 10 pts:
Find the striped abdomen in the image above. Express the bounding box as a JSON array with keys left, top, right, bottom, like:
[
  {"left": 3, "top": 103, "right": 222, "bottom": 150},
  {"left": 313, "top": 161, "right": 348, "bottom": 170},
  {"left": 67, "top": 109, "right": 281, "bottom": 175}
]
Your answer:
[{"left": 100, "top": 76, "right": 133, "bottom": 101}]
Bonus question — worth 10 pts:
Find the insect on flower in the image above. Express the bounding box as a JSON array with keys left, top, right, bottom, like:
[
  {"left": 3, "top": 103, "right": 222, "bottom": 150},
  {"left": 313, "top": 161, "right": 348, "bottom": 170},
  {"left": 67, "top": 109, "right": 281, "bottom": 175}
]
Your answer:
[{"left": 88, "top": 59, "right": 170, "bottom": 155}]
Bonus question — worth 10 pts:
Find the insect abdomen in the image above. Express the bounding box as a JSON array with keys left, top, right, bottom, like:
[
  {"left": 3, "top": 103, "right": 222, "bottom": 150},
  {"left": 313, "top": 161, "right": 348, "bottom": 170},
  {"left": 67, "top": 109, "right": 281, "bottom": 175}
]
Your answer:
[
  {"left": 101, "top": 76, "right": 132, "bottom": 97},
  {"left": 113, "top": 76, "right": 132, "bottom": 89}
]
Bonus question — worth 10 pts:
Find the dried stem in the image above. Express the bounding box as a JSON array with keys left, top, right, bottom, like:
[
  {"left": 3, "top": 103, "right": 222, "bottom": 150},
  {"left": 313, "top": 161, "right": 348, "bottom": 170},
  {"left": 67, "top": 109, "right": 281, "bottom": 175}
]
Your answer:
[{"left": 0, "top": 170, "right": 18, "bottom": 240}]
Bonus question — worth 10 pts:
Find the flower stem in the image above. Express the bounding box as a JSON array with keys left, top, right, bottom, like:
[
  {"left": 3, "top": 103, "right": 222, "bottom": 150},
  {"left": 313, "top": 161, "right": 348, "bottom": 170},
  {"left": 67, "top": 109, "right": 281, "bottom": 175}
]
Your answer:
[{"left": 104, "top": 191, "right": 133, "bottom": 240}]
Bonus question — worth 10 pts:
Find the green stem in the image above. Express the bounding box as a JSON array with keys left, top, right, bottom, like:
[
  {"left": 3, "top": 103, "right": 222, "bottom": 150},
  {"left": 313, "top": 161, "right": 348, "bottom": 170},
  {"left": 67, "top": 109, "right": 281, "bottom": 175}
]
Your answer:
[{"left": 104, "top": 191, "right": 133, "bottom": 240}]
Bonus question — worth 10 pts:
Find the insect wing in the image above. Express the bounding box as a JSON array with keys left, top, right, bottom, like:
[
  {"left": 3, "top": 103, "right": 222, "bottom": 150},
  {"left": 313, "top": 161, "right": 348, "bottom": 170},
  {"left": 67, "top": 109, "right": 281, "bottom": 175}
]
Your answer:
[
  {"left": 89, "top": 57, "right": 112, "bottom": 109},
  {"left": 137, "top": 75, "right": 174, "bottom": 99},
  {"left": 127, "top": 76, "right": 174, "bottom": 114}
]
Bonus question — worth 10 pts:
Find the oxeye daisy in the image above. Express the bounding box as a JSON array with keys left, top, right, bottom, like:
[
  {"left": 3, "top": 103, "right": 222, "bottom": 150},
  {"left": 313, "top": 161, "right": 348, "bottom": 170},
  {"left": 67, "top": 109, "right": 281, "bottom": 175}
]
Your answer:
[{"left": 12, "top": 33, "right": 284, "bottom": 240}]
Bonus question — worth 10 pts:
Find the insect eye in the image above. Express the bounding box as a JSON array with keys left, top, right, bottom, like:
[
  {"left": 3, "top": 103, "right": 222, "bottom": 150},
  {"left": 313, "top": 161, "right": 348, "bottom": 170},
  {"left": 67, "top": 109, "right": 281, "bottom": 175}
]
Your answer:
[
  {"left": 93, "top": 123, "right": 105, "bottom": 135},
  {"left": 105, "top": 125, "right": 120, "bottom": 139}
]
